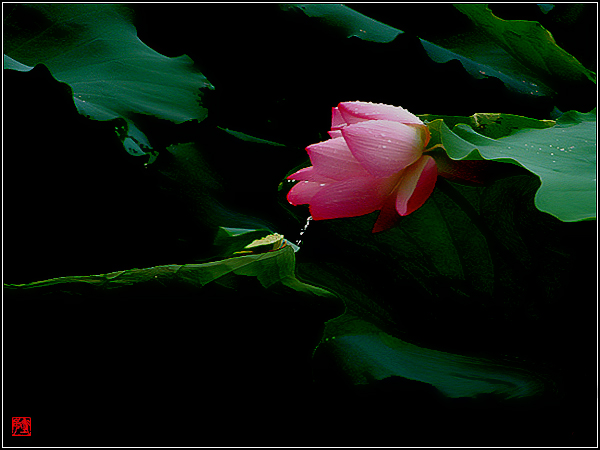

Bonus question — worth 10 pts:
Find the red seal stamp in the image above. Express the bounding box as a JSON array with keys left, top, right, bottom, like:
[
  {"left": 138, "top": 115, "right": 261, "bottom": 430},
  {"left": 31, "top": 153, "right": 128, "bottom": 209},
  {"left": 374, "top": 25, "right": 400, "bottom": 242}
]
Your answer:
[{"left": 12, "top": 417, "right": 31, "bottom": 436}]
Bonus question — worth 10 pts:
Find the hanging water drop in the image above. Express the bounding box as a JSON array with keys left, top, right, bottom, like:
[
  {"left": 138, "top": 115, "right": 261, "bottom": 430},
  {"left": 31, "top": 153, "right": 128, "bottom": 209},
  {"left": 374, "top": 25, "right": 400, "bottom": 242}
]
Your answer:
[{"left": 295, "top": 216, "right": 313, "bottom": 247}]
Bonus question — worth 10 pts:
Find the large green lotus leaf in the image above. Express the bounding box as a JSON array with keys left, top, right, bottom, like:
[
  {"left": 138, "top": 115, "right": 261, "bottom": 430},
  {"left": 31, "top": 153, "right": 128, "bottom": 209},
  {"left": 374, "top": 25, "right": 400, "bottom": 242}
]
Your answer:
[
  {"left": 420, "top": 112, "right": 556, "bottom": 139},
  {"left": 317, "top": 314, "right": 552, "bottom": 399},
  {"left": 280, "top": 4, "right": 592, "bottom": 97},
  {"left": 418, "top": 37, "right": 554, "bottom": 97},
  {"left": 4, "top": 54, "right": 32, "bottom": 71},
  {"left": 3, "top": 4, "right": 213, "bottom": 155},
  {"left": 427, "top": 109, "right": 596, "bottom": 221},
  {"left": 421, "top": 4, "right": 596, "bottom": 97},
  {"left": 280, "top": 4, "right": 403, "bottom": 43},
  {"left": 454, "top": 4, "right": 596, "bottom": 86},
  {"left": 284, "top": 165, "right": 577, "bottom": 399},
  {"left": 4, "top": 245, "right": 334, "bottom": 299}
]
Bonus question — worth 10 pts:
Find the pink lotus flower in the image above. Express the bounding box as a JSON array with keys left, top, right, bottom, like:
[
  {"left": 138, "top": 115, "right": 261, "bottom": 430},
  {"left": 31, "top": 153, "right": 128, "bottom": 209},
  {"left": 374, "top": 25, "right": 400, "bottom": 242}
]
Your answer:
[{"left": 286, "top": 101, "right": 437, "bottom": 232}]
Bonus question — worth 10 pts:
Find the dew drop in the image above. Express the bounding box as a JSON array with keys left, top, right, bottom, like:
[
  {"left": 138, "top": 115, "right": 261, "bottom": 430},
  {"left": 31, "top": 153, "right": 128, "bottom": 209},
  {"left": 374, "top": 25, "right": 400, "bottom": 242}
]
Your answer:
[
  {"left": 319, "top": 183, "right": 326, "bottom": 186},
  {"left": 382, "top": 145, "right": 387, "bottom": 149}
]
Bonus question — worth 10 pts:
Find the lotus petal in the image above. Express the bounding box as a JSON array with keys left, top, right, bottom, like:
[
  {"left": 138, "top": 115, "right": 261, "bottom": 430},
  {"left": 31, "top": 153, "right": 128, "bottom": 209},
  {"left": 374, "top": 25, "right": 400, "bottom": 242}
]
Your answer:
[
  {"left": 306, "top": 137, "right": 371, "bottom": 180},
  {"left": 331, "top": 107, "right": 348, "bottom": 130},
  {"left": 371, "top": 189, "right": 401, "bottom": 233},
  {"left": 287, "top": 180, "right": 325, "bottom": 205},
  {"left": 395, "top": 155, "right": 438, "bottom": 216},
  {"left": 308, "top": 176, "right": 394, "bottom": 220},
  {"left": 286, "top": 166, "right": 336, "bottom": 183},
  {"left": 342, "top": 120, "right": 427, "bottom": 177},
  {"left": 339, "top": 101, "right": 424, "bottom": 126}
]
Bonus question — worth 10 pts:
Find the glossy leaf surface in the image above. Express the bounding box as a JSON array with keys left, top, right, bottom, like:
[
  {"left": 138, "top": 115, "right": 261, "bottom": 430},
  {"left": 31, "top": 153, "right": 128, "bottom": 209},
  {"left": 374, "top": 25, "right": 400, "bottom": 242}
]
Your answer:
[
  {"left": 3, "top": 4, "right": 213, "bottom": 154},
  {"left": 427, "top": 109, "right": 596, "bottom": 221}
]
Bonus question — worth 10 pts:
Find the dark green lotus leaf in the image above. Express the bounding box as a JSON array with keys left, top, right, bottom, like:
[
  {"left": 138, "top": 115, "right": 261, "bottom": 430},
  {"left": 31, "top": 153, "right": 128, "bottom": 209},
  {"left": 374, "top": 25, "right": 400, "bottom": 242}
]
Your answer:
[
  {"left": 3, "top": 54, "right": 32, "bottom": 71},
  {"left": 280, "top": 3, "right": 403, "bottom": 43},
  {"left": 537, "top": 4, "right": 555, "bottom": 14},
  {"left": 419, "top": 3, "right": 596, "bottom": 97},
  {"left": 281, "top": 3, "right": 593, "bottom": 97},
  {"left": 419, "top": 37, "right": 554, "bottom": 97},
  {"left": 3, "top": 4, "right": 213, "bottom": 155},
  {"left": 454, "top": 4, "right": 596, "bottom": 85},
  {"left": 284, "top": 163, "right": 575, "bottom": 399},
  {"left": 318, "top": 314, "right": 553, "bottom": 399},
  {"left": 427, "top": 109, "right": 596, "bottom": 221},
  {"left": 4, "top": 244, "right": 335, "bottom": 298}
]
